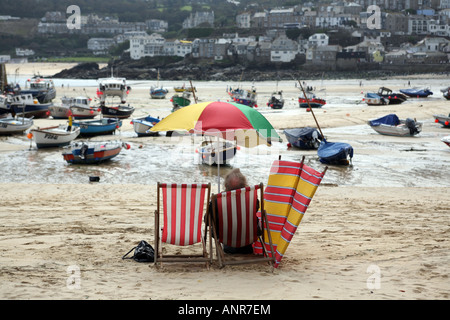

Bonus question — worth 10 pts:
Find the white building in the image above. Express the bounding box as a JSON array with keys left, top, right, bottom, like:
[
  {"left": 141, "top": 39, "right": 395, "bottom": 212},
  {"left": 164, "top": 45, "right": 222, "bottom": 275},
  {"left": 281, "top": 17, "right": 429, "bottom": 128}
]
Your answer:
[
  {"left": 129, "top": 33, "right": 165, "bottom": 60},
  {"left": 270, "top": 34, "right": 298, "bottom": 62},
  {"left": 87, "top": 38, "right": 116, "bottom": 55},
  {"left": 308, "top": 33, "right": 329, "bottom": 47},
  {"left": 236, "top": 12, "right": 251, "bottom": 28}
]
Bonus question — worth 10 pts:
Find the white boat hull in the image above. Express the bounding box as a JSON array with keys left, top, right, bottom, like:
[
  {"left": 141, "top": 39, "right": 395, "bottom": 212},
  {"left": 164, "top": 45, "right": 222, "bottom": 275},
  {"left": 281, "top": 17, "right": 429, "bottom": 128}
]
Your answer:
[
  {"left": 31, "top": 125, "right": 80, "bottom": 148},
  {"left": 369, "top": 120, "right": 422, "bottom": 136},
  {"left": 0, "top": 117, "right": 34, "bottom": 134}
]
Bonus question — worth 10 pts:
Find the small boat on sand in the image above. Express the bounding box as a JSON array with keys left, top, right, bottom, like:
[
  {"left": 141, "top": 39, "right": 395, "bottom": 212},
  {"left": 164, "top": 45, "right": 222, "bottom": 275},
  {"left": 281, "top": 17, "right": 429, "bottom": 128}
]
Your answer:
[
  {"left": 30, "top": 124, "right": 80, "bottom": 148},
  {"left": 399, "top": 88, "right": 433, "bottom": 98},
  {"left": 0, "top": 116, "right": 33, "bottom": 134},
  {"left": 284, "top": 127, "right": 322, "bottom": 149},
  {"left": 368, "top": 114, "right": 422, "bottom": 137},
  {"left": 317, "top": 139, "right": 353, "bottom": 165},
  {"left": 131, "top": 115, "right": 160, "bottom": 137},
  {"left": 62, "top": 140, "right": 129, "bottom": 164},
  {"left": 433, "top": 114, "right": 450, "bottom": 128},
  {"left": 198, "top": 140, "right": 237, "bottom": 166}
]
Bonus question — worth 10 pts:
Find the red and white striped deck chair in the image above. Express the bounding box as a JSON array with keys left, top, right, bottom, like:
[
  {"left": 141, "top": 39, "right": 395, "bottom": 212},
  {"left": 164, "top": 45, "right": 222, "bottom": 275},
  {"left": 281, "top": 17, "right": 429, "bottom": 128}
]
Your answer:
[
  {"left": 154, "top": 182, "right": 212, "bottom": 266},
  {"left": 210, "top": 183, "right": 275, "bottom": 268}
]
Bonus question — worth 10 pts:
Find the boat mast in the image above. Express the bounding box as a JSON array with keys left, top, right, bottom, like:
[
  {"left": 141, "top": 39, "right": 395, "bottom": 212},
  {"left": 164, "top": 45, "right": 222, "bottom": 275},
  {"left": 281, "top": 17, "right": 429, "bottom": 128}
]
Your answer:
[{"left": 297, "top": 79, "right": 324, "bottom": 139}]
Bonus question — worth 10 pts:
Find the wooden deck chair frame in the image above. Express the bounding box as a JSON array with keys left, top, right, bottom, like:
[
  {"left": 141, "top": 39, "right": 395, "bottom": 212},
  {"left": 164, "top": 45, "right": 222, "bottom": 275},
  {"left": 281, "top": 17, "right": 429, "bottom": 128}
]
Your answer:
[
  {"left": 154, "top": 182, "right": 212, "bottom": 266},
  {"left": 209, "top": 183, "right": 275, "bottom": 268}
]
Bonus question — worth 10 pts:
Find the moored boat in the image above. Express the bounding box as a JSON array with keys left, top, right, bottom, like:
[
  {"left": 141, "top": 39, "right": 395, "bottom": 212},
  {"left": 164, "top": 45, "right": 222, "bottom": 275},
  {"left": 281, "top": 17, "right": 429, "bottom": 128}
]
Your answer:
[
  {"left": 317, "top": 139, "right": 353, "bottom": 165},
  {"left": 131, "top": 115, "right": 160, "bottom": 137},
  {"left": 150, "top": 87, "right": 168, "bottom": 99},
  {"left": 368, "top": 114, "right": 422, "bottom": 136},
  {"left": 72, "top": 118, "right": 122, "bottom": 137},
  {"left": 20, "top": 76, "right": 56, "bottom": 103},
  {"left": 363, "top": 92, "right": 388, "bottom": 105},
  {"left": 9, "top": 93, "right": 52, "bottom": 118},
  {"left": 30, "top": 124, "right": 80, "bottom": 148},
  {"left": 267, "top": 91, "right": 284, "bottom": 109},
  {"left": 433, "top": 114, "right": 450, "bottom": 128},
  {"left": 171, "top": 92, "right": 191, "bottom": 112},
  {"left": 97, "top": 74, "right": 130, "bottom": 104},
  {"left": 101, "top": 104, "right": 135, "bottom": 119},
  {"left": 49, "top": 96, "right": 99, "bottom": 119},
  {"left": 399, "top": 87, "right": 433, "bottom": 98},
  {"left": 284, "top": 127, "right": 322, "bottom": 149},
  {"left": 62, "top": 140, "right": 128, "bottom": 164},
  {"left": 0, "top": 116, "right": 33, "bottom": 134},
  {"left": 198, "top": 140, "right": 237, "bottom": 166},
  {"left": 227, "top": 86, "right": 257, "bottom": 108},
  {"left": 376, "top": 87, "right": 407, "bottom": 104},
  {"left": 299, "top": 91, "right": 326, "bottom": 108}
]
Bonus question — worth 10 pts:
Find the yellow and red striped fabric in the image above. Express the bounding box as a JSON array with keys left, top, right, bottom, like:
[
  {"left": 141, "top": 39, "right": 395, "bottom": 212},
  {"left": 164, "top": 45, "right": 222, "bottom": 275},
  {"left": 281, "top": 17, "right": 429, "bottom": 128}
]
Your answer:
[
  {"left": 253, "top": 160, "right": 303, "bottom": 255},
  {"left": 160, "top": 183, "right": 209, "bottom": 246},
  {"left": 254, "top": 160, "right": 326, "bottom": 268},
  {"left": 273, "top": 165, "right": 326, "bottom": 267}
]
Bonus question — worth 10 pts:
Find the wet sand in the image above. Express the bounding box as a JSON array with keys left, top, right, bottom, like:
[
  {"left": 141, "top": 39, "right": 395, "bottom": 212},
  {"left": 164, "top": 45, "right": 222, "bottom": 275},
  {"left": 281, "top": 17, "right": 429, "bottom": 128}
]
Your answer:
[{"left": 0, "top": 63, "right": 449, "bottom": 300}]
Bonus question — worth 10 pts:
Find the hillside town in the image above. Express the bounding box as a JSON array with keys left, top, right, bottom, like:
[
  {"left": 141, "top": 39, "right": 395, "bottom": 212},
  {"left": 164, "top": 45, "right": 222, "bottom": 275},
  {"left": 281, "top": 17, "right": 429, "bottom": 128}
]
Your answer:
[{"left": 1, "top": 0, "right": 450, "bottom": 73}]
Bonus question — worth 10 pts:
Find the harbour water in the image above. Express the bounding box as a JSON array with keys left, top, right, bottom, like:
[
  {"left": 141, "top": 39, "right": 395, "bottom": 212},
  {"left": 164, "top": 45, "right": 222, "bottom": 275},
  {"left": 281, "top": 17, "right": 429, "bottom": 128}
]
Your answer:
[{"left": 1, "top": 77, "right": 449, "bottom": 189}]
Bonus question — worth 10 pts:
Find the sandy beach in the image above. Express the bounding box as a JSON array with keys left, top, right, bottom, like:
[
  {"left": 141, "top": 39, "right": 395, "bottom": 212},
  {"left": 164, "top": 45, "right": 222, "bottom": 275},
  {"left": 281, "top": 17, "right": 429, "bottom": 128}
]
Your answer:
[{"left": 1, "top": 62, "right": 449, "bottom": 300}]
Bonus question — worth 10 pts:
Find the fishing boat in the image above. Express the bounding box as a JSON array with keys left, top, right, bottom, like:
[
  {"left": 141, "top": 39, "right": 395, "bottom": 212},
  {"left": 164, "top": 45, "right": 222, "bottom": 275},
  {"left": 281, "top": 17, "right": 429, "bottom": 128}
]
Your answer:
[
  {"left": 433, "top": 114, "right": 450, "bottom": 128},
  {"left": 399, "top": 87, "right": 433, "bottom": 98},
  {"left": 101, "top": 105, "right": 135, "bottom": 119},
  {"left": 376, "top": 87, "right": 407, "bottom": 105},
  {"left": 442, "top": 136, "right": 450, "bottom": 148},
  {"left": 20, "top": 76, "right": 56, "bottom": 103},
  {"left": 174, "top": 84, "right": 196, "bottom": 93},
  {"left": 62, "top": 140, "right": 128, "bottom": 164},
  {"left": 9, "top": 93, "right": 52, "bottom": 118},
  {"left": 267, "top": 91, "right": 284, "bottom": 109},
  {"left": 72, "top": 118, "right": 122, "bottom": 137},
  {"left": 150, "top": 87, "right": 168, "bottom": 99},
  {"left": 284, "top": 127, "right": 322, "bottom": 149},
  {"left": 29, "top": 124, "right": 80, "bottom": 148},
  {"left": 49, "top": 96, "right": 99, "bottom": 119},
  {"left": 150, "top": 69, "right": 168, "bottom": 99},
  {"left": 171, "top": 91, "right": 191, "bottom": 112},
  {"left": 317, "top": 139, "right": 353, "bottom": 165},
  {"left": 97, "top": 74, "right": 130, "bottom": 104},
  {"left": 368, "top": 114, "right": 422, "bottom": 136},
  {"left": 131, "top": 115, "right": 160, "bottom": 137},
  {"left": 0, "top": 116, "right": 33, "bottom": 134},
  {"left": 363, "top": 92, "right": 388, "bottom": 105},
  {"left": 0, "top": 94, "right": 12, "bottom": 117},
  {"left": 227, "top": 86, "right": 258, "bottom": 108},
  {"left": 298, "top": 91, "right": 326, "bottom": 108},
  {"left": 198, "top": 140, "right": 237, "bottom": 166}
]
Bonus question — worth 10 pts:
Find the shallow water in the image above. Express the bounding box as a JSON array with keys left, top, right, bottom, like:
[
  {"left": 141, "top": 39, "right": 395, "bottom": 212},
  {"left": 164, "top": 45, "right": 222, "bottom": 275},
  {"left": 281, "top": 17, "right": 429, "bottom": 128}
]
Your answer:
[
  {"left": 1, "top": 78, "right": 449, "bottom": 189},
  {"left": 1, "top": 123, "right": 449, "bottom": 189}
]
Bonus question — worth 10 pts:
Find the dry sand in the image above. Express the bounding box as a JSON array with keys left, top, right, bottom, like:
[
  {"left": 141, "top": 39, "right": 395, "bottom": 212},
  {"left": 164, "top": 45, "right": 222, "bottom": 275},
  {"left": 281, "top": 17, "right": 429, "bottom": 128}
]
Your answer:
[{"left": 1, "top": 63, "right": 449, "bottom": 300}]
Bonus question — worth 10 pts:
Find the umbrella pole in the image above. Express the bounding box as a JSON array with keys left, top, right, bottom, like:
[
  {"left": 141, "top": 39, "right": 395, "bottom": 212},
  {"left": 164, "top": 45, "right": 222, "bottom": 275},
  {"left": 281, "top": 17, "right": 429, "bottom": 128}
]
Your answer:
[
  {"left": 217, "top": 135, "right": 220, "bottom": 193},
  {"left": 297, "top": 80, "right": 324, "bottom": 140}
]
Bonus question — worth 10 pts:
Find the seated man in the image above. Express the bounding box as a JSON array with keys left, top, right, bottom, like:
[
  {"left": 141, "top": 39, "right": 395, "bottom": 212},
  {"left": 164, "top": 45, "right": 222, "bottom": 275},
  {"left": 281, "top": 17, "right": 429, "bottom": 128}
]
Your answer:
[{"left": 210, "top": 168, "right": 259, "bottom": 254}]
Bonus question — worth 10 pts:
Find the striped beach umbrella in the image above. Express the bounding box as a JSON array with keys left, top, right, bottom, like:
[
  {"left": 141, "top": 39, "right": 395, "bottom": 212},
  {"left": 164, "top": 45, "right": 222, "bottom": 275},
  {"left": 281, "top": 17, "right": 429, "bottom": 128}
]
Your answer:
[{"left": 150, "top": 101, "right": 281, "bottom": 148}]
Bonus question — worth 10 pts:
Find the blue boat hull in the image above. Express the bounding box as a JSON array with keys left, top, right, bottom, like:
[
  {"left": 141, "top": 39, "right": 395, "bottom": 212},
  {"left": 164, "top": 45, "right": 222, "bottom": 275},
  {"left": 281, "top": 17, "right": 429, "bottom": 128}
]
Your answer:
[
  {"left": 399, "top": 89, "right": 433, "bottom": 98},
  {"left": 72, "top": 118, "right": 122, "bottom": 136}
]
